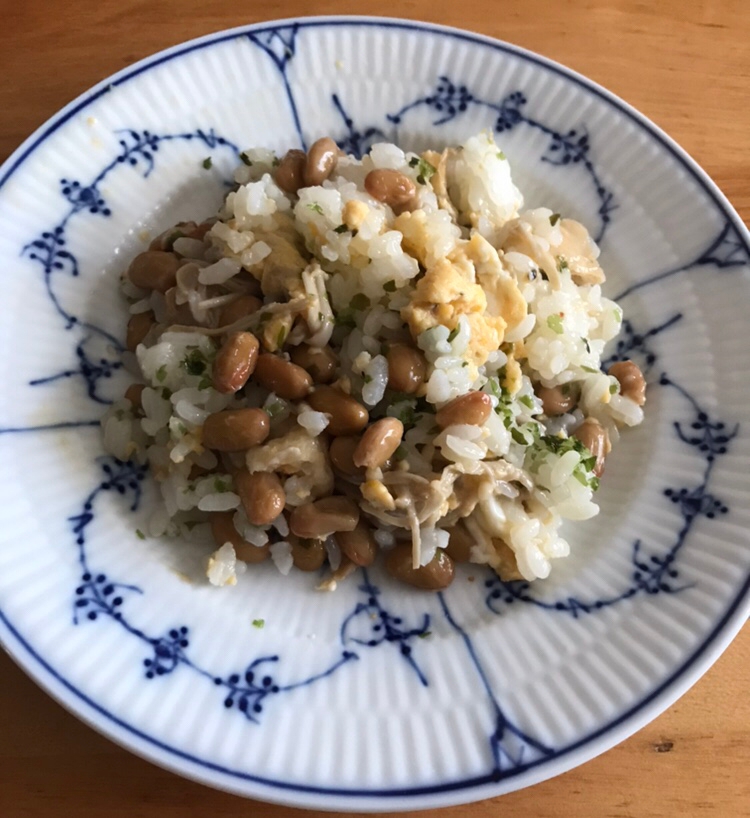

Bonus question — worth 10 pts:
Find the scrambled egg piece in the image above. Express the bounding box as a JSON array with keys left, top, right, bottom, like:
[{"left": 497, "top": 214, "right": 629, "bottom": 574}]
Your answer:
[
  {"left": 393, "top": 210, "right": 431, "bottom": 267},
  {"left": 502, "top": 352, "right": 523, "bottom": 396},
  {"left": 400, "top": 232, "right": 527, "bottom": 368},
  {"left": 461, "top": 233, "right": 526, "bottom": 330}
]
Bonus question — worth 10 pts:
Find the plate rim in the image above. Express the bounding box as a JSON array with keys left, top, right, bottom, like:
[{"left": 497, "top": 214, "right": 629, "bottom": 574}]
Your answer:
[{"left": 1, "top": 14, "right": 749, "bottom": 811}]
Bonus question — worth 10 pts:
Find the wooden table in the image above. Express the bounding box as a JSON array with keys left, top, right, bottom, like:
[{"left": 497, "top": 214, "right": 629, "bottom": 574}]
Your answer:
[{"left": 2, "top": 2, "right": 748, "bottom": 816}]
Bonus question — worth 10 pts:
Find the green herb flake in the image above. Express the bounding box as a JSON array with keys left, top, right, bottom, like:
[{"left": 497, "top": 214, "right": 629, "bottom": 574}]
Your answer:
[
  {"left": 334, "top": 309, "right": 356, "bottom": 329},
  {"left": 198, "top": 377, "right": 212, "bottom": 391},
  {"left": 461, "top": 361, "right": 469, "bottom": 367},
  {"left": 277, "top": 327, "right": 287, "bottom": 348},
  {"left": 155, "top": 365, "right": 168, "bottom": 383},
  {"left": 252, "top": 619, "right": 265, "bottom": 629},
  {"left": 202, "top": 157, "right": 213, "bottom": 170},
  {"left": 447, "top": 325, "right": 460, "bottom": 343},
  {"left": 181, "top": 349, "right": 207, "bottom": 377},
  {"left": 363, "top": 374, "right": 373, "bottom": 384},
  {"left": 590, "top": 476, "right": 600, "bottom": 492},
  {"left": 383, "top": 280, "right": 397, "bottom": 293},
  {"left": 556, "top": 255, "right": 569, "bottom": 273},
  {"left": 519, "top": 394, "right": 534, "bottom": 409},
  {"left": 161, "top": 387, "right": 172, "bottom": 400},
  {"left": 351, "top": 293, "right": 370, "bottom": 311},
  {"left": 266, "top": 401, "right": 284, "bottom": 419},
  {"left": 239, "top": 152, "right": 252, "bottom": 166},
  {"left": 333, "top": 224, "right": 349, "bottom": 234},
  {"left": 414, "top": 157, "right": 437, "bottom": 186},
  {"left": 213, "top": 477, "right": 231, "bottom": 493},
  {"left": 582, "top": 337, "right": 591, "bottom": 354},
  {"left": 166, "top": 229, "right": 185, "bottom": 247},
  {"left": 307, "top": 202, "right": 324, "bottom": 215},
  {"left": 496, "top": 150, "right": 506, "bottom": 160},
  {"left": 135, "top": 529, "right": 146, "bottom": 540},
  {"left": 549, "top": 212, "right": 561, "bottom": 226},
  {"left": 581, "top": 365, "right": 599, "bottom": 374},
  {"left": 609, "top": 382, "right": 619, "bottom": 394},
  {"left": 418, "top": 631, "right": 432, "bottom": 639},
  {"left": 511, "top": 428, "right": 529, "bottom": 446},
  {"left": 613, "top": 307, "right": 623, "bottom": 322},
  {"left": 546, "top": 314, "right": 564, "bottom": 334}
]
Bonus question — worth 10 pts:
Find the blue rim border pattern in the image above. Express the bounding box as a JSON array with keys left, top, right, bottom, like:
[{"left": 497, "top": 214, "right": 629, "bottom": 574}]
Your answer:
[{"left": 0, "top": 16, "right": 749, "bottom": 804}]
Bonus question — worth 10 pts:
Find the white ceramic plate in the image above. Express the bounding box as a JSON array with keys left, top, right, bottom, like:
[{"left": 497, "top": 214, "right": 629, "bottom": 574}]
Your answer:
[{"left": 0, "top": 17, "right": 748, "bottom": 812}]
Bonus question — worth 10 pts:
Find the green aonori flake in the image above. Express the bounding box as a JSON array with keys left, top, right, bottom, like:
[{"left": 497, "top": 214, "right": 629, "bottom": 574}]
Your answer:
[
  {"left": 155, "top": 365, "right": 167, "bottom": 383},
  {"left": 350, "top": 293, "right": 370, "bottom": 311},
  {"left": 252, "top": 619, "right": 265, "bottom": 629},
  {"left": 307, "top": 202, "right": 324, "bottom": 215},
  {"left": 135, "top": 529, "right": 146, "bottom": 540},
  {"left": 519, "top": 394, "right": 534, "bottom": 409},
  {"left": 334, "top": 309, "right": 356, "bottom": 329},
  {"left": 239, "top": 152, "right": 252, "bottom": 166},
  {"left": 546, "top": 314, "right": 564, "bottom": 334},
  {"left": 549, "top": 212, "right": 561, "bottom": 226},
  {"left": 409, "top": 156, "right": 437, "bottom": 185},
  {"left": 213, "top": 477, "right": 231, "bottom": 493},
  {"left": 496, "top": 150, "right": 506, "bottom": 160},
  {"left": 181, "top": 349, "right": 207, "bottom": 377},
  {"left": 202, "top": 157, "right": 212, "bottom": 170},
  {"left": 447, "top": 325, "right": 460, "bottom": 342},
  {"left": 556, "top": 256, "right": 569, "bottom": 273},
  {"left": 333, "top": 224, "right": 349, "bottom": 234}
]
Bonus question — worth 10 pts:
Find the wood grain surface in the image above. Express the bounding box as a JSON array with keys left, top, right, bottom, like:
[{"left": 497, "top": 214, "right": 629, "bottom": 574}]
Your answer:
[{"left": 1, "top": 1, "right": 748, "bottom": 815}]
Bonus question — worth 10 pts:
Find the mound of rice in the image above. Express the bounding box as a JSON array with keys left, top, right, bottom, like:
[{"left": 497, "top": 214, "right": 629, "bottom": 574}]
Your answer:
[{"left": 103, "top": 131, "right": 644, "bottom": 589}]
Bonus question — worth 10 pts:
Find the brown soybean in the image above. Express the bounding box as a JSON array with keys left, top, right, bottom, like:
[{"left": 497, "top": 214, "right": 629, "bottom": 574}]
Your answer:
[
  {"left": 387, "top": 344, "right": 426, "bottom": 394},
  {"left": 329, "top": 436, "right": 366, "bottom": 480},
  {"left": 307, "top": 386, "right": 368, "bottom": 436},
  {"left": 445, "top": 524, "right": 474, "bottom": 563},
  {"left": 127, "top": 251, "right": 181, "bottom": 293},
  {"left": 384, "top": 542, "right": 455, "bottom": 590},
  {"left": 210, "top": 511, "right": 269, "bottom": 564},
  {"left": 212, "top": 332, "right": 260, "bottom": 394},
  {"left": 234, "top": 471, "right": 286, "bottom": 526},
  {"left": 290, "top": 344, "right": 337, "bottom": 383},
  {"left": 353, "top": 418, "right": 404, "bottom": 469},
  {"left": 364, "top": 169, "right": 416, "bottom": 208},
  {"left": 253, "top": 354, "right": 312, "bottom": 400},
  {"left": 573, "top": 418, "right": 610, "bottom": 477},
  {"left": 435, "top": 391, "right": 492, "bottom": 429},
  {"left": 335, "top": 521, "right": 377, "bottom": 567},
  {"left": 304, "top": 137, "right": 338, "bottom": 186},
  {"left": 126, "top": 311, "right": 155, "bottom": 351},
  {"left": 538, "top": 384, "right": 576, "bottom": 416},
  {"left": 218, "top": 295, "right": 263, "bottom": 327},
  {"left": 274, "top": 149, "right": 307, "bottom": 194},
  {"left": 202, "top": 408, "right": 270, "bottom": 451},
  {"left": 124, "top": 383, "right": 145, "bottom": 412},
  {"left": 290, "top": 537, "right": 327, "bottom": 572},
  {"left": 289, "top": 496, "right": 360, "bottom": 539},
  {"left": 608, "top": 360, "right": 647, "bottom": 406}
]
